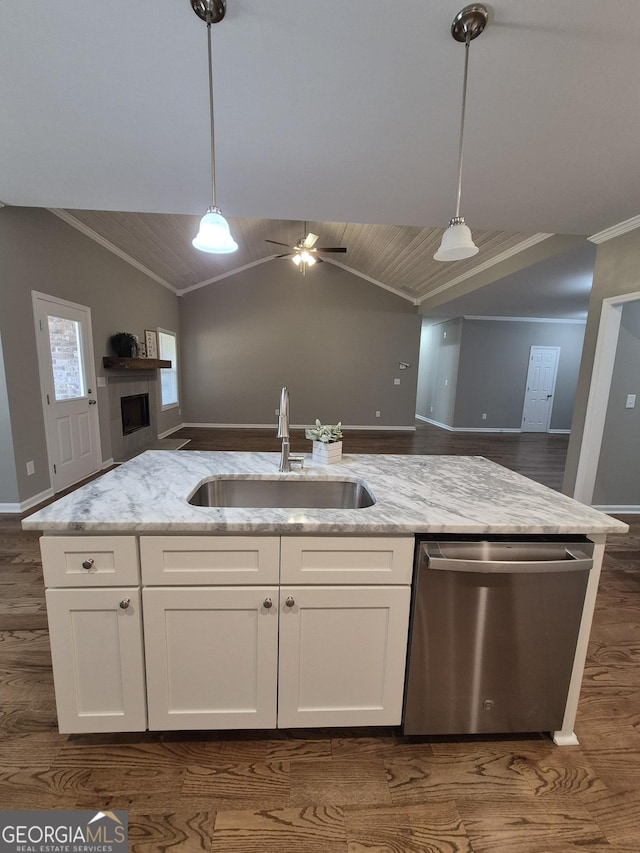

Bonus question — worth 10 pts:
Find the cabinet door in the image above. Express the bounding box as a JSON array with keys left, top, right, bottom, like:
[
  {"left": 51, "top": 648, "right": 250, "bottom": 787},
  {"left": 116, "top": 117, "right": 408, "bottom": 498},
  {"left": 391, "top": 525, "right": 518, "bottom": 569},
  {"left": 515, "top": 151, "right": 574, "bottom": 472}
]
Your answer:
[
  {"left": 45, "top": 588, "right": 146, "bottom": 733},
  {"left": 143, "top": 587, "right": 278, "bottom": 730},
  {"left": 278, "top": 585, "right": 411, "bottom": 728}
]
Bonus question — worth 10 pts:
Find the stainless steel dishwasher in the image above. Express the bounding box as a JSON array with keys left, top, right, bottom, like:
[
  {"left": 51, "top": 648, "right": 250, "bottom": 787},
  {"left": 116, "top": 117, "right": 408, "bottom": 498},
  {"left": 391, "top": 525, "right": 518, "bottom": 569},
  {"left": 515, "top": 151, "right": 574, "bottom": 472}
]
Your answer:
[{"left": 403, "top": 537, "right": 594, "bottom": 735}]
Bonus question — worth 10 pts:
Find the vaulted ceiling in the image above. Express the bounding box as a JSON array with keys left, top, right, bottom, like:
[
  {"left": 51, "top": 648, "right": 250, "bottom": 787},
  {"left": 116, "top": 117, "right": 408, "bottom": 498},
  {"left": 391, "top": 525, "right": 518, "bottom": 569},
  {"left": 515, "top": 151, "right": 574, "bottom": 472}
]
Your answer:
[{"left": 3, "top": 2, "right": 639, "bottom": 312}]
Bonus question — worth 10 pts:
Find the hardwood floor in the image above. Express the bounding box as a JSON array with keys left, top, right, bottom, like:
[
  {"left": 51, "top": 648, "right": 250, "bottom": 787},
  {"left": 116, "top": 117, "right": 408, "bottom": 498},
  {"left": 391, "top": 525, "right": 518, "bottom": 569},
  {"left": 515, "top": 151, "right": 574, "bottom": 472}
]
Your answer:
[{"left": 1, "top": 424, "right": 638, "bottom": 851}]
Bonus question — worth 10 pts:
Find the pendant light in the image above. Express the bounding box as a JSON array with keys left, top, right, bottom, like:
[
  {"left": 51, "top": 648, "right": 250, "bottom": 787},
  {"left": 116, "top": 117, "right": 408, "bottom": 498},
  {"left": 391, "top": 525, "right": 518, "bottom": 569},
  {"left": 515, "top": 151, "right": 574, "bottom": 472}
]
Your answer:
[
  {"left": 191, "top": 0, "right": 238, "bottom": 253},
  {"left": 434, "top": 4, "right": 488, "bottom": 262}
]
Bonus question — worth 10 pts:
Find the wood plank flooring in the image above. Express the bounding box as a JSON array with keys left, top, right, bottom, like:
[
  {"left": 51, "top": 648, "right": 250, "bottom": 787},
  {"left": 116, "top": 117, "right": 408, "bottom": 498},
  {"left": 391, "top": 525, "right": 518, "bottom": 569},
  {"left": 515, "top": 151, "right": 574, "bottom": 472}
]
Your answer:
[{"left": 1, "top": 424, "right": 638, "bottom": 851}]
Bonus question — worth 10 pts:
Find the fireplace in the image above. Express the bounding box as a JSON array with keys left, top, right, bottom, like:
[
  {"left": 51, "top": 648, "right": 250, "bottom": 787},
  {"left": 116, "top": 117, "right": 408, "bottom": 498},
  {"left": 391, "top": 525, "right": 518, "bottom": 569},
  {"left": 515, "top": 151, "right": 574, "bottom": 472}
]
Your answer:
[{"left": 121, "top": 393, "right": 150, "bottom": 436}]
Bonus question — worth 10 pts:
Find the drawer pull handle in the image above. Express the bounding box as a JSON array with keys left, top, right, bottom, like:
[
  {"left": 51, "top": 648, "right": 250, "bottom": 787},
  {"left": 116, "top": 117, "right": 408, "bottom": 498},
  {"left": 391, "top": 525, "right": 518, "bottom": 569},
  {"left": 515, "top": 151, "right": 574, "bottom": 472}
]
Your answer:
[
  {"left": 263, "top": 598, "right": 273, "bottom": 609},
  {"left": 285, "top": 596, "right": 295, "bottom": 608},
  {"left": 119, "top": 598, "right": 131, "bottom": 610},
  {"left": 82, "top": 559, "right": 94, "bottom": 570}
]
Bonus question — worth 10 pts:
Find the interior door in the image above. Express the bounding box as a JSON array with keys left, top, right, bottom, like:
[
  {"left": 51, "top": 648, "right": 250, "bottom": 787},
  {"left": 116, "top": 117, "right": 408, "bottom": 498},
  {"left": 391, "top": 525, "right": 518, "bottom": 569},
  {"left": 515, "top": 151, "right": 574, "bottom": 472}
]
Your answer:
[
  {"left": 521, "top": 346, "right": 560, "bottom": 433},
  {"left": 33, "top": 292, "right": 101, "bottom": 491}
]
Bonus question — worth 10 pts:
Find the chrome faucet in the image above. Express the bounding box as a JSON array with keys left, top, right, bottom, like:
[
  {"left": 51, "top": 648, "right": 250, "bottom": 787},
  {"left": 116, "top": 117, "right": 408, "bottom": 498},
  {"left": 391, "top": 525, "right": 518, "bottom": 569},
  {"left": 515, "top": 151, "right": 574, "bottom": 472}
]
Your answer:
[{"left": 277, "top": 386, "right": 304, "bottom": 472}]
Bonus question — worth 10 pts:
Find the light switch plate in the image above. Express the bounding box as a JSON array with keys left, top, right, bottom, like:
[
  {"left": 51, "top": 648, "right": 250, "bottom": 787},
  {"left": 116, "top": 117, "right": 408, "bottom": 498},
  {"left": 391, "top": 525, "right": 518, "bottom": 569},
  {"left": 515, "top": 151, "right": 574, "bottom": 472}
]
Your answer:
[{"left": 625, "top": 394, "right": 636, "bottom": 408}]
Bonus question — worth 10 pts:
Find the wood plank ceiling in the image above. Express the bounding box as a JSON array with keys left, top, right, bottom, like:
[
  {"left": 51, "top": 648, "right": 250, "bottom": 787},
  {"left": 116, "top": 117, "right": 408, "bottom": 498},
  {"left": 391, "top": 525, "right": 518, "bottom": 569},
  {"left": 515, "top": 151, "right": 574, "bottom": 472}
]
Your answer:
[{"left": 64, "top": 209, "right": 540, "bottom": 302}]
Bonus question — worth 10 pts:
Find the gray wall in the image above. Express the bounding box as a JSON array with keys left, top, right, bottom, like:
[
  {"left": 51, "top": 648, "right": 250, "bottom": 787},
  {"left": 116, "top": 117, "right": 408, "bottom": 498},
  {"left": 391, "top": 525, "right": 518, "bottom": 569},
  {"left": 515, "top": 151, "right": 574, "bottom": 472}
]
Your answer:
[
  {"left": 592, "top": 300, "right": 640, "bottom": 505},
  {"left": 415, "top": 319, "right": 461, "bottom": 427},
  {"left": 454, "top": 319, "right": 586, "bottom": 430},
  {"left": 0, "top": 332, "right": 19, "bottom": 504},
  {"left": 180, "top": 260, "right": 420, "bottom": 428},
  {"left": 564, "top": 230, "right": 640, "bottom": 495},
  {"left": 0, "top": 206, "right": 181, "bottom": 503}
]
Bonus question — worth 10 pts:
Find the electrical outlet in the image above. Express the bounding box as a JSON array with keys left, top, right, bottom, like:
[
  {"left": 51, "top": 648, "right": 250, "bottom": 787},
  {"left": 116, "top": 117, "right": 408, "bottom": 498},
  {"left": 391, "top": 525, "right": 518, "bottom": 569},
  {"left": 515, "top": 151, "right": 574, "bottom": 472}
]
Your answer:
[
  {"left": 482, "top": 413, "right": 487, "bottom": 420},
  {"left": 443, "top": 331, "right": 447, "bottom": 339},
  {"left": 26, "top": 461, "right": 35, "bottom": 476},
  {"left": 430, "top": 406, "right": 433, "bottom": 413},
  {"left": 375, "top": 410, "right": 381, "bottom": 418},
  {"left": 444, "top": 378, "right": 448, "bottom": 386},
  {"left": 394, "top": 378, "right": 400, "bottom": 385},
  {"left": 625, "top": 394, "right": 636, "bottom": 409},
  {"left": 275, "top": 408, "right": 279, "bottom": 416}
]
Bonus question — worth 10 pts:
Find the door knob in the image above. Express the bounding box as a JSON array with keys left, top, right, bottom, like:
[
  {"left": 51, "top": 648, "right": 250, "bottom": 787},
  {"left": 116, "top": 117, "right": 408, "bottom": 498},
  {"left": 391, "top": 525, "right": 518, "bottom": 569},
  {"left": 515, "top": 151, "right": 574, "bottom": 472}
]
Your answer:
[
  {"left": 81, "top": 558, "right": 94, "bottom": 570},
  {"left": 285, "top": 596, "right": 295, "bottom": 608},
  {"left": 88, "top": 399, "right": 97, "bottom": 405},
  {"left": 119, "top": 598, "right": 131, "bottom": 609},
  {"left": 263, "top": 598, "right": 273, "bottom": 609}
]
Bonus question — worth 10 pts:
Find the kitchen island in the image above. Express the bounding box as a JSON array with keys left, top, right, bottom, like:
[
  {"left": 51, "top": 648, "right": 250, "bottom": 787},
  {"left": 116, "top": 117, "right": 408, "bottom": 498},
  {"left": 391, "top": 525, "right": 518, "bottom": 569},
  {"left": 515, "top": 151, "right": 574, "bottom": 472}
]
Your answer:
[{"left": 24, "top": 451, "right": 627, "bottom": 742}]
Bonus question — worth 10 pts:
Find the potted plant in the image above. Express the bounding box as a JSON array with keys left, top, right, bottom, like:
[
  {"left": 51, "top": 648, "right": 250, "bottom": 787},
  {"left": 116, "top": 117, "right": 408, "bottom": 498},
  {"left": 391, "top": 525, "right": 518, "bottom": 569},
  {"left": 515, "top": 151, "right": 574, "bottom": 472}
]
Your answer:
[
  {"left": 305, "top": 420, "right": 343, "bottom": 464},
  {"left": 109, "top": 332, "right": 138, "bottom": 358}
]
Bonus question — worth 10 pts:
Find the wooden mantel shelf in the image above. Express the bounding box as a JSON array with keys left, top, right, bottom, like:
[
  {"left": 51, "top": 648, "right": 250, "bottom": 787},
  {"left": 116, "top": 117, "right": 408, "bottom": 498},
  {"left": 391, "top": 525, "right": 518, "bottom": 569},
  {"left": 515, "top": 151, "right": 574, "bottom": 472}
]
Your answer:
[{"left": 103, "top": 357, "right": 171, "bottom": 370}]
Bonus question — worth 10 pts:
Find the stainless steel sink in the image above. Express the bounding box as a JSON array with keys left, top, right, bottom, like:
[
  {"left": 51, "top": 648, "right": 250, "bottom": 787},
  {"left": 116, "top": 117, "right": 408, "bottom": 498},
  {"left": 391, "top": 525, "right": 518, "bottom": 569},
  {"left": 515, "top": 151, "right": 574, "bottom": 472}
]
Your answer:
[{"left": 188, "top": 477, "right": 376, "bottom": 509}]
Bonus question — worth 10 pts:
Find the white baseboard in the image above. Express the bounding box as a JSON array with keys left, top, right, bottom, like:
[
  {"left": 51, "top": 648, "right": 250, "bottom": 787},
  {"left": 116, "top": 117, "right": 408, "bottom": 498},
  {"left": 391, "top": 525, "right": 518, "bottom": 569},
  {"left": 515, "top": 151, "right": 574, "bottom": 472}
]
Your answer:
[
  {"left": 101, "top": 458, "right": 115, "bottom": 469},
  {"left": 592, "top": 505, "right": 640, "bottom": 514},
  {"left": 158, "top": 423, "right": 185, "bottom": 439},
  {"left": 548, "top": 429, "right": 571, "bottom": 434},
  {"left": 182, "top": 422, "right": 416, "bottom": 431},
  {"left": 415, "top": 415, "right": 521, "bottom": 433},
  {"left": 1, "top": 486, "right": 56, "bottom": 515}
]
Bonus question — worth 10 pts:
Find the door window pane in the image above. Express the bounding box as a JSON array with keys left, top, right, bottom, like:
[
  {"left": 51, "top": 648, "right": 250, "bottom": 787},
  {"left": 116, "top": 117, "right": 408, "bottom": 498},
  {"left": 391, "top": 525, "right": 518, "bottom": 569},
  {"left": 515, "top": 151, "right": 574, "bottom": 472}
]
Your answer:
[{"left": 48, "top": 315, "right": 86, "bottom": 400}]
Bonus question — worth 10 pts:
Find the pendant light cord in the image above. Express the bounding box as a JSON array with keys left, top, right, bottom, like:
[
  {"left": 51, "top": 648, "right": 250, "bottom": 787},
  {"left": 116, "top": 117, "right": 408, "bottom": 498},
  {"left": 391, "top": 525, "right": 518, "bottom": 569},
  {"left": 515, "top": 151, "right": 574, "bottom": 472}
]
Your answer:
[
  {"left": 206, "top": 18, "right": 217, "bottom": 210},
  {"left": 454, "top": 31, "right": 471, "bottom": 220}
]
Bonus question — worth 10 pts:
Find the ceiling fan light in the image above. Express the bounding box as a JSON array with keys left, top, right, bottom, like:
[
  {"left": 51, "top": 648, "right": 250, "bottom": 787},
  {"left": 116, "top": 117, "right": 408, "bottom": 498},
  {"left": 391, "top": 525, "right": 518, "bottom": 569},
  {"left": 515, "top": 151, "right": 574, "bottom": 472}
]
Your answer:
[
  {"left": 433, "top": 218, "right": 479, "bottom": 261},
  {"left": 300, "top": 250, "right": 316, "bottom": 266},
  {"left": 292, "top": 254, "right": 302, "bottom": 266},
  {"left": 192, "top": 207, "right": 238, "bottom": 254}
]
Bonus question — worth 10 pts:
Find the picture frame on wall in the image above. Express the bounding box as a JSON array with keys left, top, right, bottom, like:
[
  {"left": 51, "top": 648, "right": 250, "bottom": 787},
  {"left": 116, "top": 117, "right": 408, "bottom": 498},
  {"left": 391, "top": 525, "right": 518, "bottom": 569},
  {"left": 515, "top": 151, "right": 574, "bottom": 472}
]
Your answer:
[{"left": 144, "top": 330, "right": 158, "bottom": 359}]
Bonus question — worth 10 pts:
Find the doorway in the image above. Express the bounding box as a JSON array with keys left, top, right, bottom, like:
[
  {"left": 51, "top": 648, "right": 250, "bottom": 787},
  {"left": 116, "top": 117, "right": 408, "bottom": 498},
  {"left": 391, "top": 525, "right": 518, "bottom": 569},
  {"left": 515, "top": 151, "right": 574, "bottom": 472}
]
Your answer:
[
  {"left": 573, "top": 289, "right": 640, "bottom": 504},
  {"left": 521, "top": 346, "right": 560, "bottom": 432},
  {"left": 32, "top": 292, "right": 101, "bottom": 492}
]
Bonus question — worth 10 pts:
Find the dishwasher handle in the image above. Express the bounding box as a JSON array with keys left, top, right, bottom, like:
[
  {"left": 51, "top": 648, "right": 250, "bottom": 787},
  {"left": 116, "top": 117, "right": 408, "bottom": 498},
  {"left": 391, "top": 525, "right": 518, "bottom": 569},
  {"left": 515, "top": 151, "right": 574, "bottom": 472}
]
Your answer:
[{"left": 422, "top": 545, "right": 593, "bottom": 574}]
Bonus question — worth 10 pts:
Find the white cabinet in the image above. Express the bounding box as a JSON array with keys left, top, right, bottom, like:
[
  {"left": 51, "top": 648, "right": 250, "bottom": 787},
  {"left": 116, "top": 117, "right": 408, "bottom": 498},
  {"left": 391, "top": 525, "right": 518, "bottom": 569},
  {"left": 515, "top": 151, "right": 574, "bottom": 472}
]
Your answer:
[
  {"left": 143, "top": 586, "right": 279, "bottom": 730},
  {"left": 42, "top": 533, "right": 413, "bottom": 733},
  {"left": 45, "top": 587, "right": 146, "bottom": 733},
  {"left": 41, "top": 534, "right": 146, "bottom": 734},
  {"left": 141, "top": 535, "right": 412, "bottom": 730},
  {"left": 278, "top": 585, "right": 411, "bottom": 728}
]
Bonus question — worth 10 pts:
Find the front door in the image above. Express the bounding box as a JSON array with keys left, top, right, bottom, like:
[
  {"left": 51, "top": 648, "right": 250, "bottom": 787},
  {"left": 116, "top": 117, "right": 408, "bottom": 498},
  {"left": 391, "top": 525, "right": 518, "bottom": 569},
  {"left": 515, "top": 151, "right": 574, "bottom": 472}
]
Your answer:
[
  {"left": 33, "top": 292, "right": 101, "bottom": 491},
  {"left": 521, "top": 346, "right": 560, "bottom": 433}
]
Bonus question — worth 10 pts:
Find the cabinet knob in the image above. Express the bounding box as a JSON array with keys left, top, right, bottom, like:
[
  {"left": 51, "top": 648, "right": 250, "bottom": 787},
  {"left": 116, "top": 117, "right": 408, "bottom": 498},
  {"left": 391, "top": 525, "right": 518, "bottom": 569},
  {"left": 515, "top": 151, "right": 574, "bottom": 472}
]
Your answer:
[
  {"left": 119, "top": 598, "right": 131, "bottom": 610},
  {"left": 263, "top": 598, "right": 273, "bottom": 609},
  {"left": 81, "top": 558, "right": 94, "bottom": 570},
  {"left": 285, "top": 596, "right": 295, "bottom": 608}
]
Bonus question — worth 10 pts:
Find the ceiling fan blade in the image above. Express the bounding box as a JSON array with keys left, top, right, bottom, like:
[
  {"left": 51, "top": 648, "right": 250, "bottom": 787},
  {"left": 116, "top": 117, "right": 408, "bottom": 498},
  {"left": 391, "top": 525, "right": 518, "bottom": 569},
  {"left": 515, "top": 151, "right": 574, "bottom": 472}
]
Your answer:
[
  {"left": 303, "top": 232, "right": 320, "bottom": 248},
  {"left": 275, "top": 253, "right": 293, "bottom": 258},
  {"left": 315, "top": 247, "right": 347, "bottom": 253},
  {"left": 265, "top": 239, "right": 291, "bottom": 247}
]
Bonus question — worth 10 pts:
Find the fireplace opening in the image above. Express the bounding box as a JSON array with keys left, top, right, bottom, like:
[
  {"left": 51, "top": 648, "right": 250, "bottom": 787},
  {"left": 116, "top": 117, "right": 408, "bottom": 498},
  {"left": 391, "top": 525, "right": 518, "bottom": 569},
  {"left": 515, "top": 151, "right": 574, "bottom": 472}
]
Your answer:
[{"left": 121, "top": 393, "right": 150, "bottom": 435}]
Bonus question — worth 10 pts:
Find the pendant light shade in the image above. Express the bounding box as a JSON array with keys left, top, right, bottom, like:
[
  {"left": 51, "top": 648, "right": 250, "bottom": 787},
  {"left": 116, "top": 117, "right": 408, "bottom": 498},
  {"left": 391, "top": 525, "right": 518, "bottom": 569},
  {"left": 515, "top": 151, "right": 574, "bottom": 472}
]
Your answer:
[
  {"left": 191, "top": 0, "right": 237, "bottom": 254},
  {"left": 433, "top": 217, "right": 478, "bottom": 261},
  {"left": 434, "top": 4, "right": 488, "bottom": 262},
  {"left": 192, "top": 206, "right": 238, "bottom": 253}
]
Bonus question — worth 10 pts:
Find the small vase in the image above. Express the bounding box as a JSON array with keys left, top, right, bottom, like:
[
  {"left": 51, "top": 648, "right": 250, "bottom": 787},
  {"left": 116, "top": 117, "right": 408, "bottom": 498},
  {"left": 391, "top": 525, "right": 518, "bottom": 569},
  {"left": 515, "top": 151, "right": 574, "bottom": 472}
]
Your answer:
[{"left": 312, "top": 440, "right": 342, "bottom": 465}]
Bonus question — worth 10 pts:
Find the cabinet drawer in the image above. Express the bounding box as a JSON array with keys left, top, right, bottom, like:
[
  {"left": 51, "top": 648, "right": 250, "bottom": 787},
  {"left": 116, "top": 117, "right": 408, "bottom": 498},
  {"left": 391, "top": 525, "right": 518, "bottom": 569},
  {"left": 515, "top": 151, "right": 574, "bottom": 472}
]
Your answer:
[
  {"left": 140, "top": 536, "right": 280, "bottom": 585},
  {"left": 280, "top": 536, "right": 414, "bottom": 584},
  {"left": 40, "top": 536, "right": 139, "bottom": 587}
]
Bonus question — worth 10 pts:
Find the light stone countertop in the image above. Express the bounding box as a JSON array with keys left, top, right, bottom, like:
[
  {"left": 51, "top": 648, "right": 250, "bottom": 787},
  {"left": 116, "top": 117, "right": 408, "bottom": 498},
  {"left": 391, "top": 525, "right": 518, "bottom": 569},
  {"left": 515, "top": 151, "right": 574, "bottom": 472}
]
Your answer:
[{"left": 22, "top": 451, "right": 628, "bottom": 536}]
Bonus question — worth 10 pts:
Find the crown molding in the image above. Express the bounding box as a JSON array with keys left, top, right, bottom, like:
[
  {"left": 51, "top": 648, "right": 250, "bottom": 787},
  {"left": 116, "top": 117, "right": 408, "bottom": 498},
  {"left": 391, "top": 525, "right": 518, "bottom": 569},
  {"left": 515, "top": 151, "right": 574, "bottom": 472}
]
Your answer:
[
  {"left": 589, "top": 215, "right": 640, "bottom": 244},
  {"left": 182, "top": 256, "right": 277, "bottom": 293},
  {"left": 48, "top": 209, "right": 178, "bottom": 293},
  {"left": 417, "top": 233, "right": 554, "bottom": 305},
  {"left": 323, "top": 258, "right": 419, "bottom": 305},
  {"left": 462, "top": 315, "right": 587, "bottom": 324}
]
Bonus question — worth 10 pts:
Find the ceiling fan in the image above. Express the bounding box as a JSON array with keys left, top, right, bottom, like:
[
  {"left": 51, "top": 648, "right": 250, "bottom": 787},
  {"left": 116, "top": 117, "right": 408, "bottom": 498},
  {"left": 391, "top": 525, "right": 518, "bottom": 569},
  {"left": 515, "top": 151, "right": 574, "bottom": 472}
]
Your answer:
[{"left": 265, "top": 227, "right": 347, "bottom": 271}]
